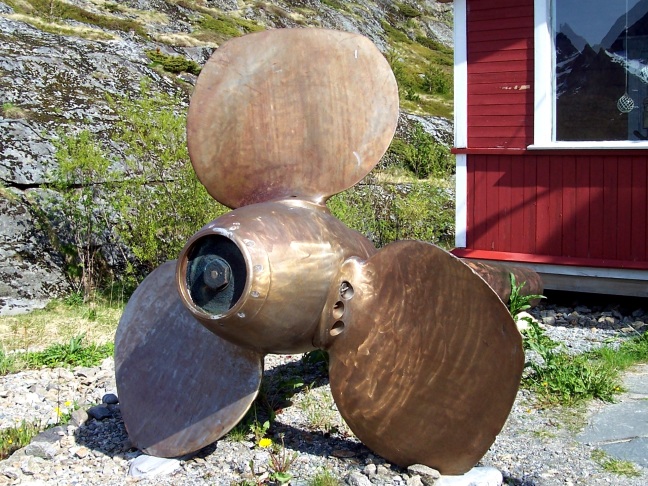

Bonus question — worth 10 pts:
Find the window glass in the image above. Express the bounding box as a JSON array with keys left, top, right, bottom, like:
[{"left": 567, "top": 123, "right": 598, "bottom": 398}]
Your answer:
[{"left": 554, "top": 0, "right": 648, "bottom": 141}]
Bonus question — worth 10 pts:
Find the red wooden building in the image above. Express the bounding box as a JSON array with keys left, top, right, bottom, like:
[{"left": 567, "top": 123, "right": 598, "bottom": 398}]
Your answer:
[{"left": 445, "top": 0, "right": 648, "bottom": 296}]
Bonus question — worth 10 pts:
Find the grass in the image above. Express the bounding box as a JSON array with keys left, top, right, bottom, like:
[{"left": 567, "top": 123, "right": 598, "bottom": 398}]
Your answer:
[
  {"left": 8, "top": 0, "right": 146, "bottom": 35},
  {"left": 0, "top": 295, "right": 122, "bottom": 354},
  {"left": 0, "top": 335, "right": 114, "bottom": 375},
  {"left": 2, "top": 102, "right": 29, "bottom": 119},
  {"left": 591, "top": 449, "right": 641, "bottom": 477},
  {"left": 521, "top": 319, "right": 648, "bottom": 405},
  {"left": 0, "top": 420, "right": 40, "bottom": 460},
  {"left": 309, "top": 469, "right": 342, "bottom": 486},
  {"left": 297, "top": 385, "right": 342, "bottom": 435}
]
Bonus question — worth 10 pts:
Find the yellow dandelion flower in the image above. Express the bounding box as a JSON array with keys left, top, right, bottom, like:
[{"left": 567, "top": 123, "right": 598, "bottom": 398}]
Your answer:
[
  {"left": 258, "top": 438, "right": 272, "bottom": 448},
  {"left": 54, "top": 407, "right": 62, "bottom": 416},
  {"left": 64, "top": 401, "right": 72, "bottom": 407}
]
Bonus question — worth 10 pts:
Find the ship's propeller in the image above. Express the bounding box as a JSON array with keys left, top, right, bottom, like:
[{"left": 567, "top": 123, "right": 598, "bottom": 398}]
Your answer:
[{"left": 115, "top": 28, "right": 526, "bottom": 474}]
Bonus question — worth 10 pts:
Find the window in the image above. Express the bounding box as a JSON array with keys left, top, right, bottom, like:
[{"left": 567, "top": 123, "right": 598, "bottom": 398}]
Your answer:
[{"left": 534, "top": 0, "right": 648, "bottom": 147}]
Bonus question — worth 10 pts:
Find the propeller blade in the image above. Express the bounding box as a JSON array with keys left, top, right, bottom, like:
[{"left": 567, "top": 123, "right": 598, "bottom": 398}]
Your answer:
[
  {"left": 317, "top": 241, "right": 524, "bottom": 475},
  {"left": 115, "top": 261, "right": 263, "bottom": 457},
  {"left": 186, "top": 28, "right": 399, "bottom": 208}
]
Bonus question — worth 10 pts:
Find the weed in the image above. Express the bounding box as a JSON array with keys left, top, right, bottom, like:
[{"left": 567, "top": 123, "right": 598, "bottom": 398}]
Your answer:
[
  {"left": 302, "top": 350, "right": 329, "bottom": 375},
  {"left": 63, "top": 291, "right": 84, "bottom": 307},
  {"left": 24, "top": 335, "right": 113, "bottom": 369},
  {"left": 250, "top": 419, "right": 270, "bottom": 444},
  {"left": 521, "top": 320, "right": 620, "bottom": 405},
  {"left": 227, "top": 422, "right": 249, "bottom": 442},
  {"left": 268, "top": 435, "right": 298, "bottom": 484},
  {"left": 298, "top": 385, "right": 338, "bottom": 434},
  {"left": 0, "top": 420, "right": 40, "bottom": 460},
  {"left": 508, "top": 273, "right": 545, "bottom": 316},
  {"left": 591, "top": 449, "right": 641, "bottom": 477},
  {"left": 309, "top": 469, "right": 342, "bottom": 486}
]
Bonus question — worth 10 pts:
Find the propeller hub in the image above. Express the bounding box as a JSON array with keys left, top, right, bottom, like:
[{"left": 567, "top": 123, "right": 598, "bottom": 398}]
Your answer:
[{"left": 176, "top": 200, "right": 376, "bottom": 354}]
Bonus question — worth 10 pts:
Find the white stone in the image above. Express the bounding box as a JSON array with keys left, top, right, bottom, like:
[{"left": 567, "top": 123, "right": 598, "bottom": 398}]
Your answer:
[
  {"left": 515, "top": 311, "right": 538, "bottom": 332},
  {"left": 435, "top": 467, "right": 503, "bottom": 486},
  {"left": 128, "top": 454, "right": 181, "bottom": 479}
]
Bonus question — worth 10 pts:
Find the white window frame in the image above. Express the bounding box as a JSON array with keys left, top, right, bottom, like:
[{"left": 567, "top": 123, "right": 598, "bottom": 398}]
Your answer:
[{"left": 530, "top": 0, "right": 648, "bottom": 149}]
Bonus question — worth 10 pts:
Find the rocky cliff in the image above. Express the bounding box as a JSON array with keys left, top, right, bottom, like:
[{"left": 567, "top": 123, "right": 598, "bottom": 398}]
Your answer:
[{"left": 0, "top": 0, "right": 454, "bottom": 314}]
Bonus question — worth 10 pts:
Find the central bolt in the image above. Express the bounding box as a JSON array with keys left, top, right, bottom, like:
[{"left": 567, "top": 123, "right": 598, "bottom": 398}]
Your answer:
[{"left": 203, "top": 257, "right": 232, "bottom": 291}]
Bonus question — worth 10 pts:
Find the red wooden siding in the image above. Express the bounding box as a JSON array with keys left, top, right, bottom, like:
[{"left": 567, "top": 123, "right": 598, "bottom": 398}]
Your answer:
[
  {"left": 458, "top": 0, "right": 648, "bottom": 271},
  {"left": 464, "top": 154, "right": 648, "bottom": 268},
  {"left": 466, "top": 0, "right": 534, "bottom": 149}
]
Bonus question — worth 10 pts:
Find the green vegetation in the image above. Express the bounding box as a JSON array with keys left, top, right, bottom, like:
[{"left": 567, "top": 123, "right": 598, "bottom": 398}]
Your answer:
[
  {"left": 508, "top": 273, "right": 546, "bottom": 316},
  {"left": 52, "top": 129, "right": 113, "bottom": 297},
  {"left": 198, "top": 13, "right": 244, "bottom": 39},
  {"left": 328, "top": 180, "right": 454, "bottom": 249},
  {"left": 1, "top": 102, "right": 28, "bottom": 119},
  {"left": 47, "top": 82, "right": 228, "bottom": 298},
  {"left": 5, "top": 0, "right": 146, "bottom": 36},
  {"left": 298, "top": 384, "right": 338, "bottom": 434},
  {"left": 380, "top": 8, "right": 454, "bottom": 117},
  {"left": 321, "top": 0, "right": 349, "bottom": 12},
  {"left": 0, "top": 421, "right": 40, "bottom": 460},
  {"left": 0, "top": 335, "right": 113, "bottom": 376},
  {"left": 107, "top": 81, "right": 228, "bottom": 276},
  {"left": 309, "top": 469, "right": 342, "bottom": 486},
  {"left": 396, "top": 2, "right": 421, "bottom": 19},
  {"left": 0, "top": 294, "right": 122, "bottom": 355},
  {"left": 268, "top": 435, "right": 298, "bottom": 484},
  {"left": 591, "top": 449, "right": 641, "bottom": 477},
  {"left": 521, "top": 320, "right": 648, "bottom": 405},
  {"left": 388, "top": 125, "right": 453, "bottom": 179},
  {"left": 145, "top": 49, "right": 201, "bottom": 75}
]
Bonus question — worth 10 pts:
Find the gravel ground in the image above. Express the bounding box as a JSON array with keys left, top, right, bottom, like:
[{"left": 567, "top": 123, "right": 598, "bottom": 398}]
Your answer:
[{"left": 0, "top": 291, "right": 647, "bottom": 485}]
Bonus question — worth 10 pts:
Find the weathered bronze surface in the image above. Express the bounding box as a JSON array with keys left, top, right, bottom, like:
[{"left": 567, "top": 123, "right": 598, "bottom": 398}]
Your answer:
[
  {"left": 464, "top": 260, "right": 544, "bottom": 304},
  {"left": 115, "top": 261, "right": 263, "bottom": 457},
  {"left": 176, "top": 199, "right": 376, "bottom": 354},
  {"left": 116, "top": 27, "right": 538, "bottom": 474},
  {"left": 318, "top": 242, "right": 524, "bottom": 475},
  {"left": 186, "top": 28, "right": 399, "bottom": 209}
]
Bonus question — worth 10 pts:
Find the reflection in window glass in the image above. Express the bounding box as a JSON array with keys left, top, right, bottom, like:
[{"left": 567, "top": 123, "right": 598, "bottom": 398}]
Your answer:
[{"left": 554, "top": 0, "right": 648, "bottom": 141}]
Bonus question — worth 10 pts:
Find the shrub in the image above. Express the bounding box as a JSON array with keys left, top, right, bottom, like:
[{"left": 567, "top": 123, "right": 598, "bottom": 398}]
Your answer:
[
  {"left": 387, "top": 126, "right": 454, "bottom": 179},
  {"left": 52, "top": 129, "right": 113, "bottom": 298},
  {"left": 53, "top": 81, "right": 227, "bottom": 293},
  {"left": 106, "top": 81, "right": 228, "bottom": 275},
  {"left": 145, "top": 49, "right": 201, "bottom": 75},
  {"left": 422, "top": 66, "right": 452, "bottom": 95},
  {"left": 328, "top": 180, "right": 455, "bottom": 249},
  {"left": 198, "top": 14, "right": 243, "bottom": 38},
  {"left": 396, "top": 3, "right": 421, "bottom": 19}
]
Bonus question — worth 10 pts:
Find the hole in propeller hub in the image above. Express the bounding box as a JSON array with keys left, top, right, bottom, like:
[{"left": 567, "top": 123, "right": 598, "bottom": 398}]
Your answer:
[{"left": 185, "top": 235, "right": 247, "bottom": 316}]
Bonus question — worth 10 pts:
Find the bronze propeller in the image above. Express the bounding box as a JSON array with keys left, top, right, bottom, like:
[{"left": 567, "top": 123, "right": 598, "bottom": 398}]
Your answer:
[{"left": 115, "top": 28, "right": 525, "bottom": 475}]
